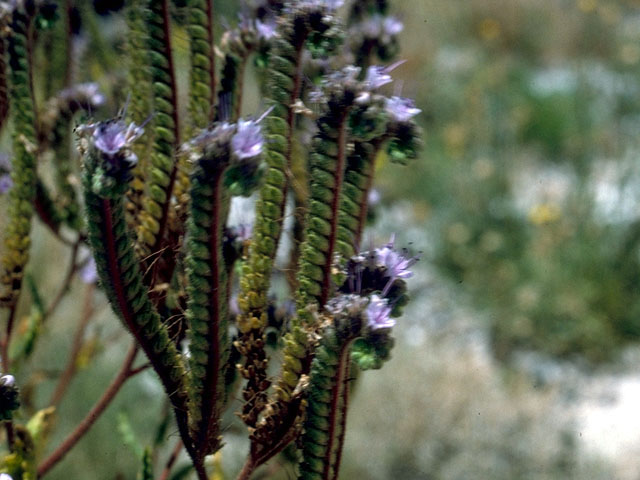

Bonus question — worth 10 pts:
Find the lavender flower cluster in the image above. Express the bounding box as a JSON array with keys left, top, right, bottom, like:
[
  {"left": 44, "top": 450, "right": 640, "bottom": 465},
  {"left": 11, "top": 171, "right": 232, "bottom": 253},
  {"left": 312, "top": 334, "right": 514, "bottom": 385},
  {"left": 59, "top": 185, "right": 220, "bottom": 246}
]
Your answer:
[
  {"left": 332, "top": 237, "right": 419, "bottom": 332},
  {"left": 0, "top": 154, "right": 11, "bottom": 195}
]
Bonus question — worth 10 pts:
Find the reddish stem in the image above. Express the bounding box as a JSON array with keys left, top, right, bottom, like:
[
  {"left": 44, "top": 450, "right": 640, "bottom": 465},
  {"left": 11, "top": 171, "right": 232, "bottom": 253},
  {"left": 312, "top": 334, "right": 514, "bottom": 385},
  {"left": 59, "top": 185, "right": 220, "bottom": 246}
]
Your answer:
[
  {"left": 320, "top": 112, "right": 350, "bottom": 306},
  {"left": 159, "top": 440, "right": 183, "bottom": 480},
  {"left": 237, "top": 457, "right": 256, "bottom": 480},
  {"left": 150, "top": 0, "right": 181, "bottom": 261},
  {"left": 49, "top": 283, "right": 94, "bottom": 407},
  {"left": 37, "top": 344, "right": 139, "bottom": 478},
  {"left": 43, "top": 241, "right": 79, "bottom": 321},
  {"left": 99, "top": 199, "right": 195, "bottom": 464},
  {"left": 331, "top": 357, "right": 352, "bottom": 480},
  {"left": 322, "top": 341, "right": 353, "bottom": 480},
  {"left": 206, "top": 0, "right": 216, "bottom": 121},
  {"left": 354, "top": 147, "right": 379, "bottom": 250},
  {"left": 272, "top": 38, "right": 306, "bottom": 252}
]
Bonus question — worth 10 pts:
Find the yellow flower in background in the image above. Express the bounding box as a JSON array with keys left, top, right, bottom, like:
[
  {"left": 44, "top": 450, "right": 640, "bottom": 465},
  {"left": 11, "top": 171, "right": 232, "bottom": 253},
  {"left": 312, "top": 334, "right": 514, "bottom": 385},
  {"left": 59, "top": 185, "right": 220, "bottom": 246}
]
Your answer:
[
  {"left": 478, "top": 18, "right": 502, "bottom": 42},
  {"left": 577, "top": 0, "right": 598, "bottom": 13},
  {"left": 528, "top": 203, "right": 561, "bottom": 225}
]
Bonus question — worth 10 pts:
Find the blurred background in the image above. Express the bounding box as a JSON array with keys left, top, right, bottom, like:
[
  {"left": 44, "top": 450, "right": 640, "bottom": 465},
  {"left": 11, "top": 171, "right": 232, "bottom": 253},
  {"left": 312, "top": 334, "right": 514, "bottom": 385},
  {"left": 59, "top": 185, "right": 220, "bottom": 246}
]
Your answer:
[{"left": 5, "top": 0, "right": 640, "bottom": 478}]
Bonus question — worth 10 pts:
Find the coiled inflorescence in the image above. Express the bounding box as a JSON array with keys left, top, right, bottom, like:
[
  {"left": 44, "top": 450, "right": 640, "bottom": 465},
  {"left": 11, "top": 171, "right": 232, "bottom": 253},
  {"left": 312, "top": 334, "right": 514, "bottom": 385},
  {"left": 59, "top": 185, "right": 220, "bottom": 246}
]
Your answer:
[
  {"left": 79, "top": 117, "right": 190, "bottom": 452},
  {"left": 216, "top": 14, "right": 276, "bottom": 123},
  {"left": 0, "top": 4, "right": 37, "bottom": 308},
  {"left": 336, "top": 90, "right": 422, "bottom": 259},
  {"left": 347, "top": 0, "right": 403, "bottom": 68},
  {"left": 235, "top": 0, "right": 342, "bottom": 430},
  {"left": 187, "top": 0, "right": 216, "bottom": 130},
  {"left": 41, "top": 83, "right": 106, "bottom": 230},
  {"left": 124, "top": 0, "right": 153, "bottom": 224},
  {"left": 184, "top": 116, "right": 266, "bottom": 458},
  {"left": 136, "top": 0, "right": 180, "bottom": 257},
  {"left": 299, "top": 240, "right": 416, "bottom": 479}
]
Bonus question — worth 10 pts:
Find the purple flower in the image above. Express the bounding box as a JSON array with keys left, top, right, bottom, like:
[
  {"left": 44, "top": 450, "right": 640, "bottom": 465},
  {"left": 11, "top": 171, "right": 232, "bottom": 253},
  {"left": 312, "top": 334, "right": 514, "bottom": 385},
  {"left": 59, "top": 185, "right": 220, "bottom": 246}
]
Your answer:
[
  {"left": 0, "top": 1, "right": 17, "bottom": 17},
  {"left": 80, "top": 256, "right": 98, "bottom": 284},
  {"left": 365, "top": 65, "right": 393, "bottom": 90},
  {"left": 256, "top": 18, "right": 277, "bottom": 40},
  {"left": 367, "top": 188, "right": 381, "bottom": 206},
  {"left": 376, "top": 240, "right": 415, "bottom": 280},
  {"left": 383, "top": 16, "right": 404, "bottom": 36},
  {"left": 323, "top": 0, "right": 344, "bottom": 9},
  {"left": 93, "top": 121, "right": 144, "bottom": 157},
  {"left": 231, "top": 119, "right": 264, "bottom": 160},
  {"left": 366, "top": 294, "right": 395, "bottom": 330},
  {"left": 229, "top": 294, "right": 240, "bottom": 316},
  {"left": 60, "top": 82, "right": 105, "bottom": 108},
  {"left": 0, "top": 174, "right": 12, "bottom": 195},
  {"left": 376, "top": 236, "right": 419, "bottom": 295},
  {"left": 362, "top": 16, "right": 382, "bottom": 38},
  {"left": 0, "top": 473, "right": 13, "bottom": 480},
  {"left": 385, "top": 96, "right": 421, "bottom": 122},
  {"left": 364, "top": 61, "right": 404, "bottom": 90}
]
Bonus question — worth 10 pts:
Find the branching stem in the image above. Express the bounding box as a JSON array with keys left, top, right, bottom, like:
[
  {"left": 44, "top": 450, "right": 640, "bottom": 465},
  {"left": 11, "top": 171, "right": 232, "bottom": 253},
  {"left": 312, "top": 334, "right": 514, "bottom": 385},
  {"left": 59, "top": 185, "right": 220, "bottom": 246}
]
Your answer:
[{"left": 37, "top": 343, "right": 139, "bottom": 478}]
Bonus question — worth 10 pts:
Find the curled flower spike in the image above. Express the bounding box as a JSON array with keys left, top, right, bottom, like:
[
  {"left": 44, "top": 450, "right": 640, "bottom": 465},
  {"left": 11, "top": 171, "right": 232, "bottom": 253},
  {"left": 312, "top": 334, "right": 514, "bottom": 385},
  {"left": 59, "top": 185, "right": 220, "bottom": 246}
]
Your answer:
[
  {"left": 385, "top": 96, "right": 421, "bottom": 122},
  {"left": 77, "top": 119, "right": 146, "bottom": 197},
  {"left": 366, "top": 294, "right": 395, "bottom": 330}
]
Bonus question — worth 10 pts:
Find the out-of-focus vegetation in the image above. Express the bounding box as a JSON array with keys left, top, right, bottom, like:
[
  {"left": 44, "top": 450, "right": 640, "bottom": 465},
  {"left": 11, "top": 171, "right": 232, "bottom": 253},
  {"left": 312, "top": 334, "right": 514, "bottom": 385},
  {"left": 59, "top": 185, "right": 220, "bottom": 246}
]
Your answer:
[{"left": 386, "top": 0, "right": 640, "bottom": 365}]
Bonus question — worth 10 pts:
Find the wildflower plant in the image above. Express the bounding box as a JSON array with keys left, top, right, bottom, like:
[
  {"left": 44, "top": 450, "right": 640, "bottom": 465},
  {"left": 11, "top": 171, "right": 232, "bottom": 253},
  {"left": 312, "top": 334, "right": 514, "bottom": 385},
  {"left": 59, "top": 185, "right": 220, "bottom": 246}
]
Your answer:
[{"left": 0, "top": 0, "right": 421, "bottom": 479}]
